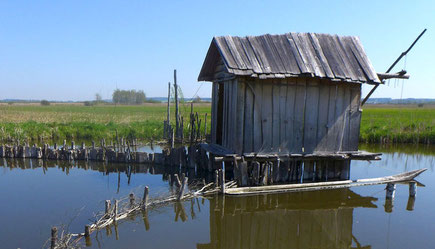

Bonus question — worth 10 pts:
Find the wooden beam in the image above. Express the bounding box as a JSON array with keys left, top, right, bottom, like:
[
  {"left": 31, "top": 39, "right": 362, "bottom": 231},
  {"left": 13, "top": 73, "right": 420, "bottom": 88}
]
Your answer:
[{"left": 377, "top": 73, "right": 410, "bottom": 80}]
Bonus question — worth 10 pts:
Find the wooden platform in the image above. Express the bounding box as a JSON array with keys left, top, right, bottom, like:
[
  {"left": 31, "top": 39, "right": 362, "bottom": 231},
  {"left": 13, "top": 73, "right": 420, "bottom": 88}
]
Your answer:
[{"left": 201, "top": 143, "right": 382, "bottom": 161}]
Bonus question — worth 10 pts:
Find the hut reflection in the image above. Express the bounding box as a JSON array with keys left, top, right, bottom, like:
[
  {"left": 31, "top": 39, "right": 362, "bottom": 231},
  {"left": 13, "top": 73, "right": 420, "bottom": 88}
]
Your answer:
[{"left": 198, "top": 189, "right": 376, "bottom": 249}]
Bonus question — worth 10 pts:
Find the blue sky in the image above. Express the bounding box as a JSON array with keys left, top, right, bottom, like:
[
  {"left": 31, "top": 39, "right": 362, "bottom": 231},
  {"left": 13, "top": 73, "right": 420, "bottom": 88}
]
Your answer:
[{"left": 0, "top": 0, "right": 433, "bottom": 101}]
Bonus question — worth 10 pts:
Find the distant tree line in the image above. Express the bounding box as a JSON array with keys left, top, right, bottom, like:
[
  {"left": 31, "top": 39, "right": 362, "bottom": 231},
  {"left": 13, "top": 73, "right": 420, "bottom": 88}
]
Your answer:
[{"left": 112, "top": 89, "right": 146, "bottom": 105}]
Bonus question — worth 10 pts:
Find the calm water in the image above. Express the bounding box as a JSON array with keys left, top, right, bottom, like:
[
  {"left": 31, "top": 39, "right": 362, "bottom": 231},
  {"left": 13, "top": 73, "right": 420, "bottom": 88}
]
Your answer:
[{"left": 0, "top": 144, "right": 434, "bottom": 249}]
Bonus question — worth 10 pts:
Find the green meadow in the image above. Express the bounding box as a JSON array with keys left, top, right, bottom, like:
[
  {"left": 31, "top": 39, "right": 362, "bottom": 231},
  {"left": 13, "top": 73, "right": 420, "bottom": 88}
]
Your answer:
[{"left": 0, "top": 103, "right": 433, "bottom": 144}]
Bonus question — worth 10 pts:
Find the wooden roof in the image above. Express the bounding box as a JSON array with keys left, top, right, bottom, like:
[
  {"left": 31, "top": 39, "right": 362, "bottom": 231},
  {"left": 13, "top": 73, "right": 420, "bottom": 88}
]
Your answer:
[{"left": 198, "top": 32, "right": 381, "bottom": 84}]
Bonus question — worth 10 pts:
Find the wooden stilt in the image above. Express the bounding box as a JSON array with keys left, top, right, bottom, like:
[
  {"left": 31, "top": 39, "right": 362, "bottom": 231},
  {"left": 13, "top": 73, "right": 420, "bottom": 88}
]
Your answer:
[
  {"left": 50, "top": 227, "right": 57, "bottom": 249},
  {"left": 105, "top": 200, "right": 111, "bottom": 216},
  {"left": 409, "top": 181, "right": 417, "bottom": 197},
  {"left": 142, "top": 186, "right": 149, "bottom": 209},
  {"left": 386, "top": 183, "right": 396, "bottom": 199},
  {"left": 406, "top": 196, "right": 415, "bottom": 211}
]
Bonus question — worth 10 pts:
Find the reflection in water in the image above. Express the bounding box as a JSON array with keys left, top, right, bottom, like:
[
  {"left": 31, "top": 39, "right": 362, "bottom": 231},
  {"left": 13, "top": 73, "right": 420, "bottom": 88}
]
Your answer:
[{"left": 199, "top": 190, "right": 376, "bottom": 249}]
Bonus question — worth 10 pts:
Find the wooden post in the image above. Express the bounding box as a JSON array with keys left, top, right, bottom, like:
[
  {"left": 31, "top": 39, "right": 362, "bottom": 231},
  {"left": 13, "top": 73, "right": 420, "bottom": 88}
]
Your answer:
[
  {"left": 167, "top": 81, "right": 171, "bottom": 135},
  {"left": 63, "top": 140, "right": 66, "bottom": 149},
  {"left": 409, "top": 181, "right": 417, "bottom": 197},
  {"left": 177, "top": 177, "right": 188, "bottom": 200},
  {"left": 142, "top": 186, "right": 149, "bottom": 209},
  {"left": 92, "top": 141, "right": 95, "bottom": 149},
  {"left": 171, "top": 128, "right": 175, "bottom": 148},
  {"left": 252, "top": 161, "right": 260, "bottom": 186},
  {"left": 50, "top": 227, "right": 57, "bottom": 249},
  {"left": 406, "top": 196, "right": 416, "bottom": 211},
  {"left": 214, "top": 170, "right": 219, "bottom": 188},
  {"left": 220, "top": 161, "right": 225, "bottom": 194},
  {"left": 129, "top": 193, "right": 135, "bottom": 206},
  {"left": 105, "top": 200, "right": 111, "bottom": 216},
  {"left": 204, "top": 113, "right": 207, "bottom": 139},
  {"left": 113, "top": 200, "right": 118, "bottom": 222},
  {"left": 386, "top": 183, "right": 396, "bottom": 199},
  {"left": 85, "top": 225, "right": 91, "bottom": 237},
  {"left": 174, "top": 69, "right": 179, "bottom": 139},
  {"left": 81, "top": 142, "right": 85, "bottom": 150}
]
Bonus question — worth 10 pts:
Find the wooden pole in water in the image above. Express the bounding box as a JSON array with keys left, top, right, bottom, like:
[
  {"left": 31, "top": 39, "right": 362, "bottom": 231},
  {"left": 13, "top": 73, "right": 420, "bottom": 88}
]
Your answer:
[
  {"left": 409, "top": 181, "right": 417, "bottom": 197},
  {"left": 177, "top": 177, "right": 188, "bottom": 201},
  {"left": 129, "top": 193, "right": 135, "bottom": 206},
  {"left": 174, "top": 69, "right": 179, "bottom": 139},
  {"left": 84, "top": 225, "right": 91, "bottom": 237},
  {"left": 142, "top": 186, "right": 149, "bottom": 209},
  {"left": 113, "top": 200, "right": 119, "bottom": 222},
  {"left": 214, "top": 170, "right": 219, "bottom": 188},
  {"left": 167, "top": 81, "right": 171, "bottom": 126},
  {"left": 50, "top": 227, "right": 58, "bottom": 249},
  {"left": 105, "top": 200, "right": 111, "bottom": 216},
  {"left": 386, "top": 183, "right": 396, "bottom": 199}
]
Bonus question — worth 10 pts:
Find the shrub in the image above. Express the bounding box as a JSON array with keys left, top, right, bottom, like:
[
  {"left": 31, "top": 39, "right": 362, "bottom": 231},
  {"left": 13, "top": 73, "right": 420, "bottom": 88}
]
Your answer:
[
  {"left": 84, "top": 101, "right": 94, "bottom": 106},
  {"left": 40, "top": 100, "right": 50, "bottom": 106}
]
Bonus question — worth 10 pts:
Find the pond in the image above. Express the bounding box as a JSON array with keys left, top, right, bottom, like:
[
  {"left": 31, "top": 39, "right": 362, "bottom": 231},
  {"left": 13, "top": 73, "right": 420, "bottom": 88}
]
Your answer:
[{"left": 0, "top": 144, "right": 434, "bottom": 249}]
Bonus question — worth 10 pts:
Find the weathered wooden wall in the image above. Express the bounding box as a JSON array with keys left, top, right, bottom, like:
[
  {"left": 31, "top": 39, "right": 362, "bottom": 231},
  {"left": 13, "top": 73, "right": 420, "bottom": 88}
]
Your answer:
[{"left": 212, "top": 77, "right": 362, "bottom": 154}]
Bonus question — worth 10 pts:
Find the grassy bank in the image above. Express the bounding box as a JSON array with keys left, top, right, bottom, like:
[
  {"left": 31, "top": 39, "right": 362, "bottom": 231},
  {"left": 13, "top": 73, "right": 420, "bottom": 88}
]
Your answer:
[
  {"left": 0, "top": 103, "right": 211, "bottom": 143},
  {"left": 360, "top": 105, "right": 435, "bottom": 144},
  {"left": 0, "top": 103, "right": 433, "bottom": 144}
]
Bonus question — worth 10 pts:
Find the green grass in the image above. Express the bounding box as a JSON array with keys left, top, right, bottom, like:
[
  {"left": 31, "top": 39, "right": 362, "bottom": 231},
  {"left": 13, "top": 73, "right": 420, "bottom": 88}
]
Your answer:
[
  {"left": 0, "top": 103, "right": 211, "bottom": 143},
  {"left": 360, "top": 106, "right": 435, "bottom": 144},
  {"left": 0, "top": 103, "right": 433, "bottom": 144}
]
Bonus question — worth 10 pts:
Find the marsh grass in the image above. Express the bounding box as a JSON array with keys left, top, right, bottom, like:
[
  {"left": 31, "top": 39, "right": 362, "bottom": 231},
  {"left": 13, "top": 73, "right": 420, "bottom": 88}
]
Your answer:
[
  {"left": 0, "top": 103, "right": 211, "bottom": 142},
  {"left": 0, "top": 103, "right": 433, "bottom": 144}
]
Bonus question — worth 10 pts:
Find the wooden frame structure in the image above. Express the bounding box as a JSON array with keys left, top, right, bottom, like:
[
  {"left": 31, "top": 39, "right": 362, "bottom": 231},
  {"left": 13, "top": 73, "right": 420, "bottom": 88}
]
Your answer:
[{"left": 198, "top": 32, "right": 382, "bottom": 155}]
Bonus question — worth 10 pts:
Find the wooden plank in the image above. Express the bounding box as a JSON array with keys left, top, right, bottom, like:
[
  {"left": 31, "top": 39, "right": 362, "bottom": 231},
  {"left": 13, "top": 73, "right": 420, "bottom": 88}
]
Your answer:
[
  {"left": 238, "top": 37, "right": 263, "bottom": 74},
  {"left": 214, "top": 37, "right": 238, "bottom": 69},
  {"left": 262, "top": 81, "right": 273, "bottom": 151},
  {"left": 324, "top": 35, "right": 352, "bottom": 80},
  {"left": 224, "top": 36, "right": 248, "bottom": 69},
  {"left": 211, "top": 82, "right": 218, "bottom": 144},
  {"left": 334, "top": 86, "right": 346, "bottom": 152},
  {"left": 279, "top": 80, "right": 288, "bottom": 149},
  {"left": 297, "top": 33, "right": 326, "bottom": 77},
  {"left": 303, "top": 79, "right": 320, "bottom": 153},
  {"left": 235, "top": 79, "right": 245, "bottom": 154},
  {"left": 326, "top": 82, "right": 338, "bottom": 151},
  {"left": 293, "top": 78, "right": 306, "bottom": 153},
  {"left": 350, "top": 36, "right": 380, "bottom": 83},
  {"left": 253, "top": 79, "right": 263, "bottom": 151},
  {"left": 244, "top": 80, "right": 254, "bottom": 153},
  {"left": 263, "top": 34, "right": 287, "bottom": 73},
  {"left": 222, "top": 81, "right": 228, "bottom": 148},
  {"left": 272, "top": 82, "right": 281, "bottom": 149},
  {"left": 337, "top": 36, "right": 367, "bottom": 82},
  {"left": 349, "top": 84, "right": 361, "bottom": 151},
  {"left": 341, "top": 85, "right": 352, "bottom": 151},
  {"left": 331, "top": 35, "right": 358, "bottom": 81},
  {"left": 231, "top": 79, "right": 238, "bottom": 152},
  {"left": 315, "top": 80, "right": 330, "bottom": 151},
  {"left": 291, "top": 32, "right": 315, "bottom": 75},
  {"left": 284, "top": 33, "right": 310, "bottom": 74},
  {"left": 316, "top": 34, "right": 346, "bottom": 79},
  {"left": 276, "top": 35, "right": 301, "bottom": 74},
  {"left": 308, "top": 33, "right": 335, "bottom": 78},
  {"left": 285, "top": 79, "right": 296, "bottom": 152},
  {"left": 247, "top": 36, "right": 272, "bottom": 73}
]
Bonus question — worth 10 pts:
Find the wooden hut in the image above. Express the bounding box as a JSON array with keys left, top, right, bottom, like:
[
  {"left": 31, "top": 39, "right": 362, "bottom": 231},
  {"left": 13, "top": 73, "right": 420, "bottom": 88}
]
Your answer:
[{"left": 198, "top": 32, "right": 381, "bottom": 154}]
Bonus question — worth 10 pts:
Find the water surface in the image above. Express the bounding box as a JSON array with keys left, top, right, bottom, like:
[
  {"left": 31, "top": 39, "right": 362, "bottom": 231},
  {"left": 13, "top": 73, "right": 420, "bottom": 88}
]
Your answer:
[{"left": 0, "top": 144, "right": 434, "bottom": 249}]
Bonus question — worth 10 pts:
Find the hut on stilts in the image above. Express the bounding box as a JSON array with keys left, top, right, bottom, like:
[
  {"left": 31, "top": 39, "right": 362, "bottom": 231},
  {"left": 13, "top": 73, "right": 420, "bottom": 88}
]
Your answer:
[{"left": 196, "top": 32, "right": 411, "bottom": 188}]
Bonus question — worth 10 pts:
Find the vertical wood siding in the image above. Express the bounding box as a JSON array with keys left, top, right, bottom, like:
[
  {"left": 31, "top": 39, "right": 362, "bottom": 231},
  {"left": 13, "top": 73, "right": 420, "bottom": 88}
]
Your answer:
[{"left": 212, "top": 77, "right": 362, "bottom": 153}]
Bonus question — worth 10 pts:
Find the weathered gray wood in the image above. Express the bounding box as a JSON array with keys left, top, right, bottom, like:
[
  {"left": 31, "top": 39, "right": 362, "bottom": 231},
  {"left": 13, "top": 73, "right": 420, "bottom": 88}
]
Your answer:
[
  {"left": 231, "top": 79, "right": 238, "bottom": 152},
  {"left": 253, "top": 80, "right": 263, "bottom": 152},
  {"left": 334, "top": 85, "right": 345, "bottom": 151},
  {"left": 240, "top": 160, "right": 248, "bottom": 186},
  {"left": 247, "top": 36, "right": 272, "bottom": 73},
  {"left": 235, "top": 79, "right": 247, "bottom": 153},
  {"left": 244, "top": 81, "right": 254, "bottom": 153},
  {"left": 238, "top": 37, "right": 263, "bottom": 74},
  {"left": 285, "top": 33, "right": 310, "bottom": 73},
  {"left": 285, "top": 79, "right": 296, "bottom": 152},
  {"left": 278, "top": 80, "right": 288, "bottom": 148},
  {"left": 308, "top": 33, "right": 335, "bottom": 78},
  {"left": 251, "top": 161, "right": 260, "bottom": 185},
  {"left": 142, "top": 186, "right": 149, "bottom": 208},
  {"left": 409, "top": 182, "right": 417, "bottom": 197},
  {"left": 349, "top": 85, "right": 361, "bottom": 151},
  {"left": 272, "top": 82, "right": 281, "bottom": 149},
  {"left": 315, "top": 80, "right": 330, "bottom": 151},
  {"left": 293, "top": 78, "right": 306, "bottom": 153},
  {"left": 316, "top": 34, "right": 346, "bottom": 79},
  {"left": 303, "top": 161, "right": 314, "bottom": 182},
  {"left": 303, "top": 79, "right": 319, "bottom": 153},
  {"left": 222, "top": 81, "right": 228, "bottom": 148},
  {"left": 341, "top": 86, "right": 352, "bottom": 151},
  {"left": 211, "top": 83, "right": 218, "bottom": 144},
  {"left": 261, "top": 81, "right": 273, "bottom": 151}
]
